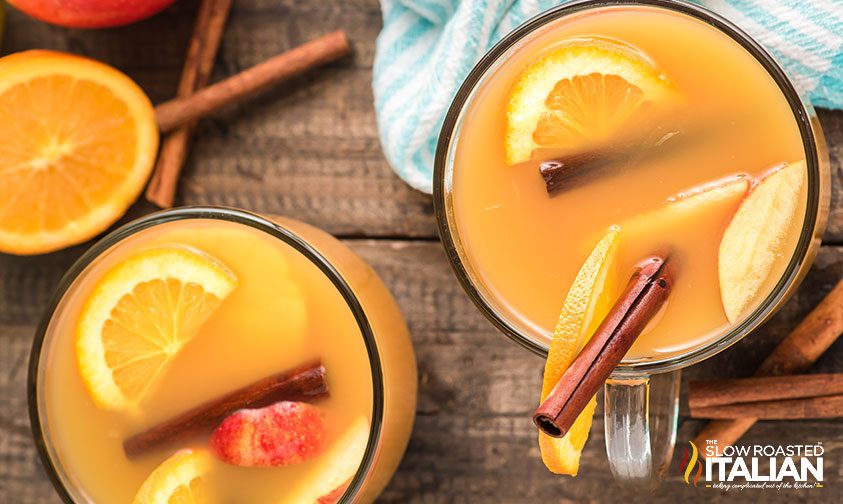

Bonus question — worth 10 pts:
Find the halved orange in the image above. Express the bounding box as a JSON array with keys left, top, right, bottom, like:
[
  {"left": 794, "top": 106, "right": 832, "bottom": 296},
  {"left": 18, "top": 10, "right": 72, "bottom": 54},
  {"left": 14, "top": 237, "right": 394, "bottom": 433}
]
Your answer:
[
  {"left": 76, "top": 247, "right": 237, "bottom": 411},
  {"left": 0, "top": 50, "right": 158, "bottom": 255},
  {"left": 505, "top": 38, "right": 675, "bottom": 165},
  {"left": 133, "top": 449, "right": 211, "bottom": 504},
  {"left": 539, "top": 229, "right": 619, "bottom": 475}
]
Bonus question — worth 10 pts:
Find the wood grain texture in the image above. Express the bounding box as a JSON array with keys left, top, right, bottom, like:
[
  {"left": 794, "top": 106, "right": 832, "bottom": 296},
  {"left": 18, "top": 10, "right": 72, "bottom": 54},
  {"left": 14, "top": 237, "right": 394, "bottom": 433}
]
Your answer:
[{"left": 0, "top": 0, "right": 841, "bottom": 502}]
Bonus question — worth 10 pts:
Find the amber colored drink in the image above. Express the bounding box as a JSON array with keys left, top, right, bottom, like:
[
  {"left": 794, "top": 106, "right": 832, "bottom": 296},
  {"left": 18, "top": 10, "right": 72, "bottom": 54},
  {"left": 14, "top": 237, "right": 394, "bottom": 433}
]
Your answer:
[
  {"left": 450, "top": 5, "right": 808, "bottom": 360},
  {"left": 31, "top": 211, "right": 417, "bottom": 503}
]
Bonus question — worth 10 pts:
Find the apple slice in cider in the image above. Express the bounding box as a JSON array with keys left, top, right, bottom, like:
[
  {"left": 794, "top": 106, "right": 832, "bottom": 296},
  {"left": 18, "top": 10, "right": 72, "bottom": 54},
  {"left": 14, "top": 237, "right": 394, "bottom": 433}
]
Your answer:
[{"left": 718, "top": 161, "right": 806, "bottom": 323}]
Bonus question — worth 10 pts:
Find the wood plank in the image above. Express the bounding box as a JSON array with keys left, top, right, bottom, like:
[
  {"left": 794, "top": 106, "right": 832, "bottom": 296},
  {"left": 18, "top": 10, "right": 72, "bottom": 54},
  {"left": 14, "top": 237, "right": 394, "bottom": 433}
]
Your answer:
[
  {"left": 2, "top": 2, "right": 840, "bottom": 241},
  {"left": 0, "top": 325, "right": 59, "bottom": 503},
  {"left": 2, "top": 243, "right": 840, "bottom": 502},
  {"left": 821, "top": 109, "right": 843, "bottom": 244}
]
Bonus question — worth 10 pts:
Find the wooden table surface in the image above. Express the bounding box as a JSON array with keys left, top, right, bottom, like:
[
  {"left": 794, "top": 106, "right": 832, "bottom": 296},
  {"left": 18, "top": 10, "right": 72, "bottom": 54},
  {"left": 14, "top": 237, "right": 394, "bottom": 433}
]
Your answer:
[{"left": 1, "top": 1, "right": 841, "bottom": 502}]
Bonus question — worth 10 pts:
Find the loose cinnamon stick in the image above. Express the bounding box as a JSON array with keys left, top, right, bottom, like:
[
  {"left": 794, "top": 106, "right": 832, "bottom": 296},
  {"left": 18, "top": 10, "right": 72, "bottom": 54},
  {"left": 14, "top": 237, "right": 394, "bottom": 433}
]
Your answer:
[
  {"left": 154, "top": 30, "right": 351, "bottom": 133},
  {"left": 145, "top": 0, "right": 233, "bottom": 208},
  {"left": 691, "top": 393, "right": 843, "bottom": 420},
  {"left": 689, "top": 373, "right": 843, "bottom": 409},
  {"left": 694, "top": 279, "right": 843, "bottom": 453},
  {"left": 123, "top": 360, "right": 329, "bottom": 458},
  {"left": 756, "top": 279, "right": 843, "bottom": 376},
  {"left": 533, "top": 255, "right": 674, "bottom": 438}
]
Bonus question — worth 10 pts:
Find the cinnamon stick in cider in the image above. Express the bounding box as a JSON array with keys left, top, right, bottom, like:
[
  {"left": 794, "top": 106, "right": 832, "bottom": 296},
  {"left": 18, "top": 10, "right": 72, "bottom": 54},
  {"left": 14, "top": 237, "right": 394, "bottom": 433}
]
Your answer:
[
  {"left": 533, "top": 255, "right": 674, "bottom": 438},
  {"left": 539, "top": 124, "right": 685, "bottom": 195},
  {"left": 123, "top": 360, "right": 329, "bottom": 458}
]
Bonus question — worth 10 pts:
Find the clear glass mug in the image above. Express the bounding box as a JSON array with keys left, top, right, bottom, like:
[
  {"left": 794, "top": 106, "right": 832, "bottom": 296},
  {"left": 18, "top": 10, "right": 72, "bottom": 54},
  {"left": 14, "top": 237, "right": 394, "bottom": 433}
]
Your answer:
[
  {"left": 28, "top": 208, "right": 417, "bottom": 503},
  {"left": 433, "top": 0, "right": 830, "bottom": 487}
]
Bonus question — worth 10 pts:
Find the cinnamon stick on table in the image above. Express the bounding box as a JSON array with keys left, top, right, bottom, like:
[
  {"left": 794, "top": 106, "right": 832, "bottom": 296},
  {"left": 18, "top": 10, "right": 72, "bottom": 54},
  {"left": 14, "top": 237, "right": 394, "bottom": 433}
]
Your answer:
[
  {"left": 123, "top": 360, "right": 329, "bottom": 458},
  {"left": 533, "top": 255, "right": 674, "bottom": 438},
  {"left": 689, "top": 373, "right": 843, "bottom": 409},
  {"left": 689, "top": 374, "right": 843, "bottom": 419},
  {"left": 147, "top": 30, "right": 352, "bottom": 208},
  {"left": 691, "top": 394, "right": 843, "bottom": 420},
  {"left": 145, "top": 0, "right": 233, "bottom": 208},
  {"left": 693, "top": 279, "right": 843, "bottom": 452},
  {"left": 154, "top": 30, "right": 351, "bottom": 133}
]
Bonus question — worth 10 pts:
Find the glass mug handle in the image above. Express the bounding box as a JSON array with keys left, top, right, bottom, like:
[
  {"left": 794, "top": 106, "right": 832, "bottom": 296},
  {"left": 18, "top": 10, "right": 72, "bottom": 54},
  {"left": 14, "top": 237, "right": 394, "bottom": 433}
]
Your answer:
[{"left": 603, "top": 370, "right": 681, "bottom": 487}]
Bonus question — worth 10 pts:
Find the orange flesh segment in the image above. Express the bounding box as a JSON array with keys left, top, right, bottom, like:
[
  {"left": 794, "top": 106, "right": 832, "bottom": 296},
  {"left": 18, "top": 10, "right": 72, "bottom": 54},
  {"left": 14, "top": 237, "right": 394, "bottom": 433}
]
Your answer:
[
  {"left": 76, "top": 247, "right": 237, "bottom": 411},
  {"left": 539, "top": 229, "right": 619, "bottom": 475},
  {"left": 505, "top": 38, "right": 675, "bottom": 165},
  {"left": 132, "top": 450, "right": 210, "bottom": 504},
  {"left": 535, "top": 73, "right": 645, "bottom": 148},
  {"left": 0, "top": 50, "right": 158, "bottom": 255},
  {"left": 103, "top": 279, "right": 224, "bottom": 401}
]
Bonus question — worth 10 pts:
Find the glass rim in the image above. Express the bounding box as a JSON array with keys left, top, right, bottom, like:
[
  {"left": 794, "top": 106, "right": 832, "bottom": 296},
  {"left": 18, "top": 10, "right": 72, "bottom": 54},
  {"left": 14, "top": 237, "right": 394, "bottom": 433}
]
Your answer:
[
  {"left": 27, "top": 206, "right": 384, "bottom": 503},
  {"left": 432, "top": 0, "right": 823, "bottom": 376}
]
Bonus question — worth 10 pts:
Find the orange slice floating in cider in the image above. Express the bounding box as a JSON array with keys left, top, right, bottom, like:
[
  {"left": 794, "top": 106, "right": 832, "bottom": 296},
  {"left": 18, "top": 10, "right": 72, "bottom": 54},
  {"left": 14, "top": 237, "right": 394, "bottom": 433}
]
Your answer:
[
  {"left": 76, "top": 247, "right": 237, "bottom": 411},
  {"left": 539, "top": 229, "right": 619, "bottom": 475},
  {"left": 505, "top": 38, "right": 676, "bottom": 165},
  {"left": 132, "top": 449, "right": 211, "bottom": 504}
]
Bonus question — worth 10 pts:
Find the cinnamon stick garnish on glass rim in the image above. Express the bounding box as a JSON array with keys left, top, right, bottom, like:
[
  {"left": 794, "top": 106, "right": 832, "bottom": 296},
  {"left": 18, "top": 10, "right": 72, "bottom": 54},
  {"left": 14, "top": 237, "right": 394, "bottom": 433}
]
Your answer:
[
  {"left": 533, "top": 255, "right": 674, "bottom": 438},
  {"left": 146, "top": 30, "right": 352, "bottom": 207},
  {"left": 123, "top": 360, "right": 329, "bottom": 458},
  {"left": 693, "top": 279, "right": 843, "bottom": 452},
  {"left": 145, "top": 0, "right": 233, "bottom": 208}
]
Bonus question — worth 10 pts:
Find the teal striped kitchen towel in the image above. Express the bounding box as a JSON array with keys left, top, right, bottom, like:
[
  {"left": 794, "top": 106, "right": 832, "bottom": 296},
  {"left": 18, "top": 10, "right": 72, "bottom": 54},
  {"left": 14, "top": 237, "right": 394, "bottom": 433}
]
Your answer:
[{"left": 373, "top": 0, "right": 843, "bottom": 193}]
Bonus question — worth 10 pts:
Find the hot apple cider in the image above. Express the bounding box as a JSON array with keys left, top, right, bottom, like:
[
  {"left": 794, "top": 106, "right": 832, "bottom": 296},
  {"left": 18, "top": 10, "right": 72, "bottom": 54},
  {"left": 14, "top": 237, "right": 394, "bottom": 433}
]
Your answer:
[
  {"left": 451, "top": 5, "right": 807, "bottom": 363},
  {"left": 33, "top": 214, "right": 417, "bottom": 503},
  {"left": 445, "top": 4, "right": 812, "bottom": 478}
]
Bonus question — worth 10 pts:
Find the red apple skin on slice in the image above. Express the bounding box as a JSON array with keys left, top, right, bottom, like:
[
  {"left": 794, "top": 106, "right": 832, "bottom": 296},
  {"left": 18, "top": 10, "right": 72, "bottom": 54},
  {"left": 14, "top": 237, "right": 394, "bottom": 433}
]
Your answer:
[
  {"left": 718, "top": 161, "right": 806, "bottom": 323},
  {"left": 210, "top": 401, "right": 326, "bottom": 467}
]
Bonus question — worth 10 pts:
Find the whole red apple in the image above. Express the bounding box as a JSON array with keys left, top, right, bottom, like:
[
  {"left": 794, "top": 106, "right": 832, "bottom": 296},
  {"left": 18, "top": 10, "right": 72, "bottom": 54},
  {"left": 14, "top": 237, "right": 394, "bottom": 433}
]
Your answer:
[{"left": 8, "top": 0, "right": 176, "bottom": 28}]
